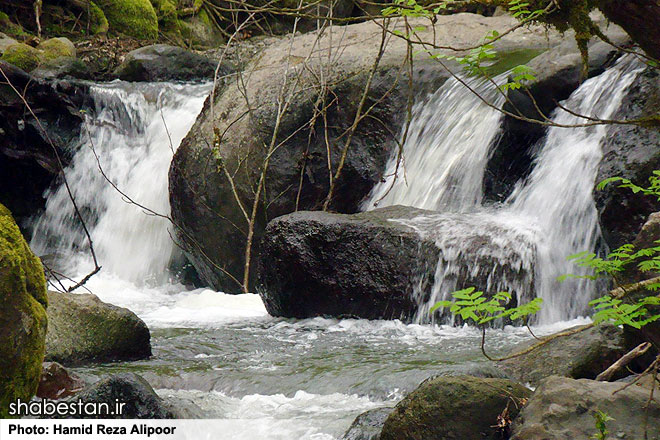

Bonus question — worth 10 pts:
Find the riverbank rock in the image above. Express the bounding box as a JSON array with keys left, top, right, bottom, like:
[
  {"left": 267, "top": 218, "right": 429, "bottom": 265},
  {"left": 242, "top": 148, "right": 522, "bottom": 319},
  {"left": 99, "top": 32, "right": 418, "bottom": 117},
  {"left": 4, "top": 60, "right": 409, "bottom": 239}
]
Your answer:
[
  {"left": 500, "top": 324, "right": 628, "bottom": 387},
  {"left": 31, "top": 57, "right": 91, "bottom": 80},
  {"left": 0, "top": 204, "right": 48, "bottom": 418},
  {"left": 60, "top": 373, "right": 175, "bottom": 419},
  {"left": 510, "top": 376, "right": 660, "bottom": 440},
  {"left": 170, "top": 14, "right": 562, "bottom": 291},
  {"left": 380, "top": 375, "right": 531, "bottom": 440},
  {"left": 36, "top": 362, "right": 85, "bottom": 400},
  {"left": 596, "top": 67, "right": 660, "bottom": 249},
  {"left": 342, "top": 407, "right": 393, "bottom": 440},
  {"left": 37, "top": 38, "right": 77, "bottom": 60},
  {"left": 258, "top": 206, "right": 536, "bottom": 320},
  {"left": 485, "top": 20, "right": 630, "bottom": 202},
  {"left": 113, "top": 44, "right": 226, "bottom": 81},
  {"left": 45, "top": 291, "right": 151, "bottom": 365},
  {"left": 0, "top": 61, "right": 85, "bottom": 225}
]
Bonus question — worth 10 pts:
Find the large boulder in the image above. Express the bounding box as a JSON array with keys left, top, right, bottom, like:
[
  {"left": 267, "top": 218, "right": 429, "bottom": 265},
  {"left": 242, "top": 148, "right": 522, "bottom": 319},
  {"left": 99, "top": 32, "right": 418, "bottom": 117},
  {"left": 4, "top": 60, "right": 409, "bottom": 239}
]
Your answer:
[
  {"left": 380, "top": 375, "right": 532, "bottom": 440},
  {"left": 170, "top": 14, "right": 562, "bottom": 291},
  {"left": 45, "top": 291, "right": 151, "bottom": 365},
  {"left": 113, "top": 44, "right": 228, "bottom": 81},
  {"left": 60, "top": 373, "right": 176, "bottom": 419},
  {"left": 0, "top": 61, "right": 85, "bottom": 225},
  {"left": 257, "top": 206, "right": 537, "bottom": 320},
  {"left": 0, "top": 203, "right": 48, "bottom": 418},
  {"left": 511, "top": 376, "right": 660, "bottom": 440},
  {"left": 500, "top": 324, "right": 628, "bottom": 387},
  {"left": 485, "top": 20, "right": 630, "bottom": 202},
  {"left": 595, "top": 67, "right": 660, "bottom": 249}
]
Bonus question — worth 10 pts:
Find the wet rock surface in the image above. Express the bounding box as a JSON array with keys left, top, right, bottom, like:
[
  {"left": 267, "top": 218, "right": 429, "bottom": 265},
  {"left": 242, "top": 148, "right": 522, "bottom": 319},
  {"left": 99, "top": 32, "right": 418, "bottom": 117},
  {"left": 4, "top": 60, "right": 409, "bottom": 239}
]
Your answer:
[{"left": 45, "top": 291, "right": 151, "bottom": 365}]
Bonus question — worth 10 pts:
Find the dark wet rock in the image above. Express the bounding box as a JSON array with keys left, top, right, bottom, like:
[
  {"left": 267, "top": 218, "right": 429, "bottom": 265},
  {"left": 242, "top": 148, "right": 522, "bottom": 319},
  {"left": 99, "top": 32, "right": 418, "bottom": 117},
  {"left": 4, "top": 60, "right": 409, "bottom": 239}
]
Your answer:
[
  {"left": 380, "top": 375, "right": 531, "bottom": 440},
  {"left": 0, "top": 61, "right": 86, "bottom": 226},
  {"left": 510, "top": 376, "right": 660, "bottom": 440},
  {"left": 113, "top": 44, "right": 228, "bottom": 82},
  {"left": 170, "top": 14, "right": 562, "bottom": 292},
  {"left": 36, "top": 362, "right": 85, "bottom": 400},
  {"left": 342, "top": 407, "right": 393, "bottom": 440},
  {"left": 257, "top": 206, "right": 536, "bottom": 320},
  {"left": 258, "top": 206, "right": 440, "bottom": 320},
  {"left": 596, "top": 68, "right": 660, "bottom": 250},
  {"left": 60, "top": 373, "right": 175, "bottom": 419},
  {"left": 45, "top": 291, "right": 151, "bottom": 365},
  {"left": 500, "top": 324, "right": 628, "bottom": 386},
  {"left": 0, "top": 203, "right": 48, "bottom": 417},
  {"left": 485, "top": 23, "right": 630, "bottom": 203}
]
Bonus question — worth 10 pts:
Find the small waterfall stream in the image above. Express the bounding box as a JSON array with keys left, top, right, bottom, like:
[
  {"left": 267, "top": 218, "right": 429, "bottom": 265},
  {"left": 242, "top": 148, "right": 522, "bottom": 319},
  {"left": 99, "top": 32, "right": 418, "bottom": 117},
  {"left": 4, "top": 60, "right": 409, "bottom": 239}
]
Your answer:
[
  {"left": 31, "top": 81, "right": 212, "bottom": 284},
  {"left": 25, "top": 54, "right": 643, "bottom": 438},
  {"left": 365, "top": 56, "right": 644, "bottom": 323}
]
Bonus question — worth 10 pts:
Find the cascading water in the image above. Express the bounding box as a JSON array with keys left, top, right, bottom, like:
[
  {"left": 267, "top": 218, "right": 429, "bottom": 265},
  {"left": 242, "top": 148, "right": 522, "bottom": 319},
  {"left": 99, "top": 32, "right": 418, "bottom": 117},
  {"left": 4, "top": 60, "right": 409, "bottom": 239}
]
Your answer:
[
  {"left": 363, "top": 75, "right": 507, "bottom": 212},
  {"left": 25, "top": 56, "right": 643, "bottom": 439},
  {"left": 31, "top": 81, "right": 213, "bottom": 284},
  {"left": 366, "top": 56, "right": 644, "bottom": 323}
]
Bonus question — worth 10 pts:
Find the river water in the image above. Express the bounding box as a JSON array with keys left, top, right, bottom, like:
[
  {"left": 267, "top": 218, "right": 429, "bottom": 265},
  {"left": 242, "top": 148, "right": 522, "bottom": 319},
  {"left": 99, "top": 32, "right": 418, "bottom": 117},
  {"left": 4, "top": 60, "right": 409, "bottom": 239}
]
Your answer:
[{"left": 27, "top": 56, "right": 641, "bottom": 438}]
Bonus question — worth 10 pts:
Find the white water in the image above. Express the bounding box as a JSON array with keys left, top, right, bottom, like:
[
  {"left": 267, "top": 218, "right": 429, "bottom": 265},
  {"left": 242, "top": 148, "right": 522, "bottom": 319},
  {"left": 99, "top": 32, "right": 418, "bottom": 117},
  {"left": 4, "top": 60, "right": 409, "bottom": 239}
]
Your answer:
[
  {"left": 365, "top": 56, "right": 644, "bottom": 323},
  {"left": 25, "top": 59, "right": 641, "bottom": 438},
  {"left": 363, "top": 75, "right": 506, "bottom": 211},
  {"left": 31, "top": 81, "right": 212, "bottom": 285},
  {"left": 504, "top": 58, "right": 643, "bottom": 322}
]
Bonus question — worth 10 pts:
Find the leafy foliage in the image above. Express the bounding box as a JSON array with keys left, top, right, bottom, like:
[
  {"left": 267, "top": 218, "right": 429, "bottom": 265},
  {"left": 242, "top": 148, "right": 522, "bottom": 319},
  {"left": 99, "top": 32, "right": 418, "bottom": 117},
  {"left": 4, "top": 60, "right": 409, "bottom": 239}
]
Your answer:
[
  {"left": 591, "top": 410, "right": 614, "bottom": 440},
  {"left": 589, "top": 295, "right": 660, "bottom": 329},
  {"left": 430, "top": 287, "right": 543, "bottom": 326}
]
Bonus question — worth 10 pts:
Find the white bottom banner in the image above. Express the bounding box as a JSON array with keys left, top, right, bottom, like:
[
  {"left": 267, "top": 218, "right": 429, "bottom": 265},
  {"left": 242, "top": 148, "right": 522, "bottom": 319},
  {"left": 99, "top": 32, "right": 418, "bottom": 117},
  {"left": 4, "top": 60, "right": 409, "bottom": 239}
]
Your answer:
[{"left": 0, "top": 420, "right": 235, "bottom": 440}]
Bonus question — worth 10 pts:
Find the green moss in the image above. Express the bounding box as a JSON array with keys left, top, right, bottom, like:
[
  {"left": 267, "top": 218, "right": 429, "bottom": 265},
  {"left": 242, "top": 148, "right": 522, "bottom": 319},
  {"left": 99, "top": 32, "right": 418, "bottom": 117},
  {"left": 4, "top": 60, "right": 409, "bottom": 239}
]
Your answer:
[
  {"left": 87, "top": 1, "right": 111, "bottom": 34},
  {"left": 1, "top": 43, "right": 41, "bottom": 72},
  {"left": 96, "top": 0, "right": 159, "bottom": 40},
  {"left": 37, "top": 38, "right": 75, "bottom": 61},
  {"left": 0, "top": 204, "right": 48, "bottom": 418},
  {"left": 151, "top": 0, "right": 178, "bottom": 28}
]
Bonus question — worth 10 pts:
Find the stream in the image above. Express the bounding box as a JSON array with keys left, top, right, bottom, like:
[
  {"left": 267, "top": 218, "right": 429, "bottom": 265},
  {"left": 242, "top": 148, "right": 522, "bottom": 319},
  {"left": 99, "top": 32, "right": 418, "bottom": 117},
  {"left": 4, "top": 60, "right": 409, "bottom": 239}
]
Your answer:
[{"left": 27, "top": 55, "right": 643, "bottom": 439}]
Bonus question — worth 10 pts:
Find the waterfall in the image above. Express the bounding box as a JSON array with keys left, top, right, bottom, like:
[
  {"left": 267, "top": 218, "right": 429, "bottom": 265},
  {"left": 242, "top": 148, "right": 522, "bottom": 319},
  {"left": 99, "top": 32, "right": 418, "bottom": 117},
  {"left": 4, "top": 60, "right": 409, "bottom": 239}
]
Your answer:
[
  {"left": 362, "top": 74, "right": 507, "bottom": 212},
  {"left": 31, "top": 81, "right": 212, "bottom": 285},
  {"left": 504, "top": 57, "right": 643, "bottom": 322},
  {"left": 366, "top": 57, "right": 644, "bottom": 324}
]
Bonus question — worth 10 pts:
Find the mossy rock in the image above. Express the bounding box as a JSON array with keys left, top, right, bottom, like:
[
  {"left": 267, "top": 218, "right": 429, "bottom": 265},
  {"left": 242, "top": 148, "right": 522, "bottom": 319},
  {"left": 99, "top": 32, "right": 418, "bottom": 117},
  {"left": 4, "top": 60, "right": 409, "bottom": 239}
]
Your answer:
[
  {"left": 499, "top": 324, "right": 628, "bottom": 386},
  {"left": 178, "top": 11, "right": 225, "bottom": 48},
  {"left": 37, "top": 38, "right": 76, "bottom": 61},
  {"left": 96, "top": 0, "right": 159, "bottom": 40},
  {"left": 0, "top": 203, "right": 48, "bottom": 418},
  {"left": 46, "top": 290, "right": 151, "bottom": 365},
  {"left": 380, "top": 375, "right": 531, "bottom": 440},
  {"left": 1, "top": 43, "right": 41, "bottom": 72}
]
